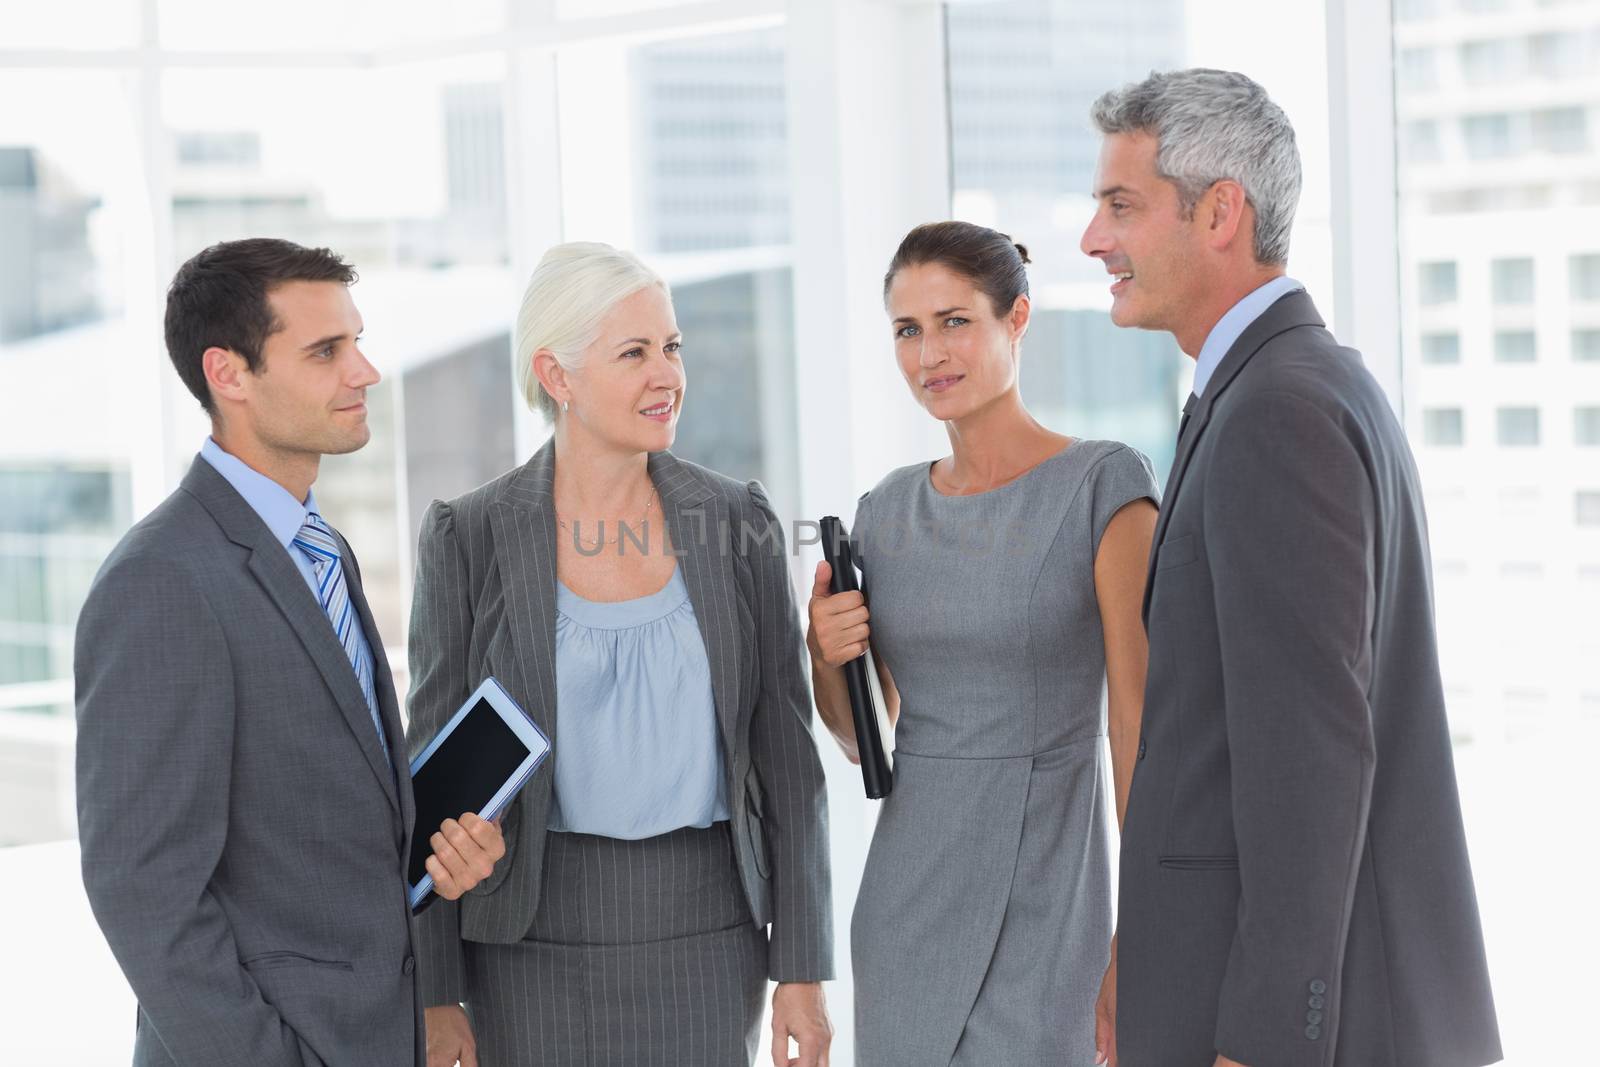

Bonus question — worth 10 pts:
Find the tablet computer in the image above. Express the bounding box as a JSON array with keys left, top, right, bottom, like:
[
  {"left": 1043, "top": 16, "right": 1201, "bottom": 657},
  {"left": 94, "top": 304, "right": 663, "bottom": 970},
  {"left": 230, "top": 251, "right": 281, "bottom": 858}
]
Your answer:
[{"left": 406, "top": 676, "right": 549, "bottom": 911}]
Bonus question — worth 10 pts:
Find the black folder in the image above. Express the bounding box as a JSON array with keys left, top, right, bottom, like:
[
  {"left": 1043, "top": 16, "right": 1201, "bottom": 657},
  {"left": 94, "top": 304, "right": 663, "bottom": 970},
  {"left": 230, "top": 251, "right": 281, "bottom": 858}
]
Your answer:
[{"left": 820, "top": 516, "right": 894, "bottom": 799}]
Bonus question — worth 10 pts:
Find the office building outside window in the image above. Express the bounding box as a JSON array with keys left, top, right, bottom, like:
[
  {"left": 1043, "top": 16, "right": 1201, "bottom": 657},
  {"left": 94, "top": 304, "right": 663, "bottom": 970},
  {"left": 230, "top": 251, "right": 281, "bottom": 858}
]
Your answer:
[
  {"left": 1491, "top": 257, "right": 1535, "bottom": 304},
  {"left": 1420, "top": 260, "right": 1459, "bottom": 304},
  {"left": 1494, "top": 329, "right": 1537, "bottom": 362},
  {"left": 1577, "top": 328, "right": 1600, "bottom": 361},
  {"left": 1496, "top": 406, "right": 1541, "bottom": 445},
  {"left": 1574, "top": 406, "right": 1600, "bottom": 445},
  {"left": 1573, "top": 253, "right": 1600, "bottom": 301},
  {"left": 1424, "top": 407, "right": 1467, "bottom": 446},
  {"left": 1577, "top": 490, "right": 1600, "bottom": 527},
  {"left": 1422, "top": 331, "right": 1462, "bottom": 364},
  {"left": 1395, "top": 0, "right": 1600, "bottom": 756}
]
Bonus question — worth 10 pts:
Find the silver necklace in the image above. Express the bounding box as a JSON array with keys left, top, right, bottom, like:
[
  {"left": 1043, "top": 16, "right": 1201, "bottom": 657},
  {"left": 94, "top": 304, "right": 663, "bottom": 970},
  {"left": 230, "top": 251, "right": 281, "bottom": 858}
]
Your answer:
[{"left": 556, "top": 488, "right": 658, "bottom": 549}]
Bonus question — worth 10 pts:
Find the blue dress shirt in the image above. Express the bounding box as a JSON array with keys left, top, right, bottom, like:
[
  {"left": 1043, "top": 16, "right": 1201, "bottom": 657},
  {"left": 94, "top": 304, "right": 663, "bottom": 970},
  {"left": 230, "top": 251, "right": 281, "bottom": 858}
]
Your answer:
[
  {"left": 199, "top": 437, "right": 379, "bottom": 697},
  {"left": 1192, "top": 275, "right": 1304, "bottom": 397}
]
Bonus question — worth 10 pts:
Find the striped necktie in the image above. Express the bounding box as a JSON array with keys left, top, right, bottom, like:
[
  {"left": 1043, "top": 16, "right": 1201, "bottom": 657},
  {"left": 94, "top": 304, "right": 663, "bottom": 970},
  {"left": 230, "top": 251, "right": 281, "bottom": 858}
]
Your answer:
[{"left": 292, "top": 512, "right": 389, "bottom": 764}]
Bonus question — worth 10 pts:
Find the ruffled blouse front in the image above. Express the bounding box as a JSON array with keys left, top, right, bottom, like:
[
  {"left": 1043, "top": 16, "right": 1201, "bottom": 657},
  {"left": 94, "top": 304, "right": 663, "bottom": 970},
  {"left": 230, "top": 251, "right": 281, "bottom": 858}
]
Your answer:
[{"left": 545, "top": 567, "right": 729, "bottom": 840}]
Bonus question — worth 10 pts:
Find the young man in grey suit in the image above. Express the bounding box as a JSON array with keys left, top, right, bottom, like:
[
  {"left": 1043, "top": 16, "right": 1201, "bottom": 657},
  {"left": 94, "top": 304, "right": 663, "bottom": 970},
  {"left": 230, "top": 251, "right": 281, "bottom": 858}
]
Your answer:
[
  {"left": 1079, "top": 71, "right": 1501, "bottom": 1067},
  {"left": 75, "top": 238, "right": 506, "bottom": 1067}
]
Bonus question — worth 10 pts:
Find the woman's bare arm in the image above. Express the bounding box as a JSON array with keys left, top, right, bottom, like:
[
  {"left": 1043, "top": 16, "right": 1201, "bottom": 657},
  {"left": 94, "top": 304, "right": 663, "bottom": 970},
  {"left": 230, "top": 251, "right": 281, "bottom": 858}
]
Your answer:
[{"left": 1094, "top": 499, "right": 1157, "bottom": 829}]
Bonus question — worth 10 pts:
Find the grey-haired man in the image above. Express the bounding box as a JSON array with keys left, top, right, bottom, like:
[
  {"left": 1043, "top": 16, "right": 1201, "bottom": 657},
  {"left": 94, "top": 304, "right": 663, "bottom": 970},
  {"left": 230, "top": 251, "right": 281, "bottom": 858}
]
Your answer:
[{"left": 1079, "top": 69, "right": 1501, "bottom": 1067}]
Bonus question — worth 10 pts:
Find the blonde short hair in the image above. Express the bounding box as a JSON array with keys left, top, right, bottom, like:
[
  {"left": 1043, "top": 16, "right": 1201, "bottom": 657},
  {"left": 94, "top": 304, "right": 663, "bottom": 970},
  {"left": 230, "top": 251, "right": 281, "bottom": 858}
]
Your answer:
[{"left": 515, "top": 241, "right": 669, "bottom": 420}]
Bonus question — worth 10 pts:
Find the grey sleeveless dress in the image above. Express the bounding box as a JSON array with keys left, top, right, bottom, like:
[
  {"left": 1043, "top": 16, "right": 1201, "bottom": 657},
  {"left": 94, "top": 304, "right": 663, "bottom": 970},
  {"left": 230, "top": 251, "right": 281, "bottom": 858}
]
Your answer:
[{"left": 849, "top": 440, "right": 1158, "bottom": 1067}]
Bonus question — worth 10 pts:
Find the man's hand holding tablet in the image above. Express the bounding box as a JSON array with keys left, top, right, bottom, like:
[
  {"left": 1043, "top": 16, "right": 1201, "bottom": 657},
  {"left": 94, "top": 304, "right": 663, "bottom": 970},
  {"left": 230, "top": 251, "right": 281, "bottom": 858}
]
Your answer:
[
  {"left": 422, "top": 812, "right": 506, "bottom": 900},
  {"left": 407, "top": 677, "right": 551, "bottom": 911}
]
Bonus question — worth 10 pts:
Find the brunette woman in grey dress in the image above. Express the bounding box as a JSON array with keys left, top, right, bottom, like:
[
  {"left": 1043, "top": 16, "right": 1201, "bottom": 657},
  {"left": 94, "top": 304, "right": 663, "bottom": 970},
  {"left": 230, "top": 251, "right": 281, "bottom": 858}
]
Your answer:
[
  {"left": 806, "top": 222, "right": 1158, "bottom": 1066},
  {"left": 410, "top": 242, "right": 834, "bottom": 1067}
]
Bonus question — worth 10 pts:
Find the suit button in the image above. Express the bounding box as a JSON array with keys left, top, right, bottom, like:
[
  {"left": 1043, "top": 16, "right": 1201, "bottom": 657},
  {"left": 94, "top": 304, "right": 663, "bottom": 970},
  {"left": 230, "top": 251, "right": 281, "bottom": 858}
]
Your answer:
[
  {"left": 1308, "top": 994, "right": 1325, "bottom": 1010},
  {"left": 1305, "top": 1025, "right": 1322, "bottom": 1040},
  {"left": 402, "top": 955, "right": 416, "bottom": 976},
  {"left": 1309, "top": 978, "right": 1327, "bottom": 995},
  {"left": 1137, "top": 738, "right": 1147, "bottom": 761},
  {"left": 1306, "top": 1010, "right": 1323, "bottom": 1025}
]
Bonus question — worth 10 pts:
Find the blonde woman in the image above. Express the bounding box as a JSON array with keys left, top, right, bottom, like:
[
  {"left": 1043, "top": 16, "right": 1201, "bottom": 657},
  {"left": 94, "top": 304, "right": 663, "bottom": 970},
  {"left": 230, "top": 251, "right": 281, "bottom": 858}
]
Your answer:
[{"left": 408, "top": 243, "right": 834, "bottom": 1067}]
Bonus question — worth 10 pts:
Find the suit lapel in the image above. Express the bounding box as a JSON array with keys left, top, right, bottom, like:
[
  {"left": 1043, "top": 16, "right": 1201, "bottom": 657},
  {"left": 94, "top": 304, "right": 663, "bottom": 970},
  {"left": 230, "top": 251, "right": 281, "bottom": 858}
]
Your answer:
[
  {"left": 488, "top": 443, "right": 560, "bottom": 747},
  {"left": 490, "top": 445, "right": 741, "bottom": 762},
  {"left": 181, "top": 458, "right": 401, "bottom": 815},
  {"left": 650, "top": 451, "right": 741, "bottom": 759},
  {"left": 1142, "top": 289, "right": 1327, "bottom": 624}
]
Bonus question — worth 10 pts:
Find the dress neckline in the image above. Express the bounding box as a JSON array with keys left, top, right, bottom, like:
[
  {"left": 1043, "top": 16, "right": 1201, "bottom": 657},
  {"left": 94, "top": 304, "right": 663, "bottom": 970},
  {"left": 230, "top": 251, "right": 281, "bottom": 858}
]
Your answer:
[{"left": 923, "top": 439, "right": 1080, "bottom": 499}]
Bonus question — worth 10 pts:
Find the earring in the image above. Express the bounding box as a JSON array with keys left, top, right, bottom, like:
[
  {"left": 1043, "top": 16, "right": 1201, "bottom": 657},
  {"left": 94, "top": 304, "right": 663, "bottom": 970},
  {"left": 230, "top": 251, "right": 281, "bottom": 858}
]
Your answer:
[{"left": 562, "top": 399, "right": 570, "bottom": 413}]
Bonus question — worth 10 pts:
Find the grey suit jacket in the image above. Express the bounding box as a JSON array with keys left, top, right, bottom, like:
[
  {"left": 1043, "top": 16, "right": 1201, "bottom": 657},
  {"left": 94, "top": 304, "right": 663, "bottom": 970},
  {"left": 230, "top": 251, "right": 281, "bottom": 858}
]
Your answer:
[
  {"left": 1117, "top": 290, "right": 1501, "bottom": 1067},
  {"left": 75, "top": 457, "right": 423, "bottom": 1067},
  {"left": 406, "top": 441, "right": 833, "bottom": 1007}
]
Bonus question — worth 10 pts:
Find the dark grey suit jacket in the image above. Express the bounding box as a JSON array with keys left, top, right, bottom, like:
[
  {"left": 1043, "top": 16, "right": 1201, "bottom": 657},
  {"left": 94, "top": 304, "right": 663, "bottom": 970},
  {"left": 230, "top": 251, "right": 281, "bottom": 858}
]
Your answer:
[
  {"left": 1117, "top": 290, "right": 1501, "bottom": 1066},
  {"left": 75, "top": 457, "right": 423, "bottom": 1067},
  {"left": 407, "top": 441, "right": 833, "bottom": 1007}
]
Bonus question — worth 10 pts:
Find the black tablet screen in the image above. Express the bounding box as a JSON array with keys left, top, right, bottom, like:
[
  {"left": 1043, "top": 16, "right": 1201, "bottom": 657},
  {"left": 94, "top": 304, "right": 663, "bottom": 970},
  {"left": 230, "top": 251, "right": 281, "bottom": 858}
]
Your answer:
[{"left": 407, "top": 699, "right": 530, "bottom": 888}]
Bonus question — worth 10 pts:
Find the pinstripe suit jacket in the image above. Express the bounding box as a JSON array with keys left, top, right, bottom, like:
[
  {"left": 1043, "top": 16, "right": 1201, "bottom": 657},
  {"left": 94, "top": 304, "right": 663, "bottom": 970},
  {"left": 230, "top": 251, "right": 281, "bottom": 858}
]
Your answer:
[{"left": 406, "top": 441, "right": 834, "bottom": 1006}]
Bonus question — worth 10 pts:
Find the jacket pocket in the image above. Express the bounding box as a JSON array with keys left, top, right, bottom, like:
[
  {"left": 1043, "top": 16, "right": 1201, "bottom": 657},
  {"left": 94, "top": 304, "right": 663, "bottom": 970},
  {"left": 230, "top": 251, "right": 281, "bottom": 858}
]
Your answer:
[
  {"left": 1155, "top": 533, "right": 1198, "bottom": 571},
  {"left": 470, "top": 790, "right": 522, "bottom": 897},
  {"left": 743, "top": 767, "right": 771, "bottom": 879},
  {"left": 1157, "top": 854, "right": 1239, "bottom": 871},
  {"left": 240, "top": 951, "right": 355, "bottom": 972}
]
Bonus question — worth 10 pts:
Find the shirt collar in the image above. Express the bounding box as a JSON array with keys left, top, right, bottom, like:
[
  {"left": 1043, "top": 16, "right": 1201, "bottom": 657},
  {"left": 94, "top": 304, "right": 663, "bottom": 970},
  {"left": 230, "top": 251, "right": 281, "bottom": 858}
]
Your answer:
[
  {"left": 1192, "top": 275, "right": 1303, "bottom": 397},
  {"left": 199, "top": 437, "right": 321, "bottom": 550}
]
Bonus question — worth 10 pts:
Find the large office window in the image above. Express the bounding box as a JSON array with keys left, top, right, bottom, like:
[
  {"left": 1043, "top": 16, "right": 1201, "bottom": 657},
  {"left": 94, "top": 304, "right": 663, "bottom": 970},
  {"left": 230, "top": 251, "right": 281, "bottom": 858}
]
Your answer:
[
  {"left": 2, "top": 2, "right": 1582, "bottom": 1062},
  {"left": 1396, "top": 0, "right": 1600, "bottom": 740},
  {"left": 158, "top": 57, "right": 520, "bottom": 644},
  {"left": 945, "top": 2, "right": 1189, "bottom": 476},
  {"left": 0, "top": 8, "right": 803, "bottom": 1061},
  {"left": 0, "top": 4, "right": 801, "bottom": 817},
  {"left": 0, "top": 70, "right": 144, "bottom": 845},
  {"left": 1395, "top": 3, "right": 1600, "bottom": 1060},
  {"left": 945, "top": 0, "right": 1334, "bottom": 487},
  {"left": 554, "top": 25, "right": 799, "bottom": 516}
]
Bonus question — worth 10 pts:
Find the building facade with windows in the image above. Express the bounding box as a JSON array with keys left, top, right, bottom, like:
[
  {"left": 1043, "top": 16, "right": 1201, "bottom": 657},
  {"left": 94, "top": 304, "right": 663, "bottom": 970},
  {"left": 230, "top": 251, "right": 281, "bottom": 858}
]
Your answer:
[{"left": 1396, "top": 0, "right": 1600, "bottom": 739}]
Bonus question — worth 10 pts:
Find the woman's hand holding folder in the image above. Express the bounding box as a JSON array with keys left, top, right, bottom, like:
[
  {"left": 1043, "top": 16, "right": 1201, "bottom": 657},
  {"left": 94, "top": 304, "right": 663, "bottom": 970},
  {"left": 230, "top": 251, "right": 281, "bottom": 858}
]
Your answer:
[
  {"left": 808, "top": 561, "right": 872, "bottom": 667},
  {"left": 805, "top": 558, "right": 900, "bottom": 784},
  {"left": 805, "top": 561, "right": 870, "bottom": 765}
]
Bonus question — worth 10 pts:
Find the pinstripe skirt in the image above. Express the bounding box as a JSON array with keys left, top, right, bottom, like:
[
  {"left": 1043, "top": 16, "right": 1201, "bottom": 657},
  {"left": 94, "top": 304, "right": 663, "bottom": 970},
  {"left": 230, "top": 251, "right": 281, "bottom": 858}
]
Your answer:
[{"left": 462, "top": 822, "right": 768, "bottom": 1067}]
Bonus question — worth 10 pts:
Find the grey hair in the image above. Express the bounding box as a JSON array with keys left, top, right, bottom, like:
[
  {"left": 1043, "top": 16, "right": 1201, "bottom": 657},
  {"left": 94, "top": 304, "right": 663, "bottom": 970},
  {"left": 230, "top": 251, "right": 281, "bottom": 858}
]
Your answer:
[
  {"left": 1091, "top": 68, "right": 1301, "bottom": 266},
  {"left": 515, "top": 241, "right": 669, "bottom": 421}
]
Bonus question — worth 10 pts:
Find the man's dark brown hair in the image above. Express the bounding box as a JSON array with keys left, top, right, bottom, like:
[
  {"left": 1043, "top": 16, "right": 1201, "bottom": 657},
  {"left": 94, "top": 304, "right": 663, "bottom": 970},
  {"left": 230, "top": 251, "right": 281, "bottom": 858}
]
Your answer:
[{"left": 163, "top": 238, "right": 356, "bottom": 414}]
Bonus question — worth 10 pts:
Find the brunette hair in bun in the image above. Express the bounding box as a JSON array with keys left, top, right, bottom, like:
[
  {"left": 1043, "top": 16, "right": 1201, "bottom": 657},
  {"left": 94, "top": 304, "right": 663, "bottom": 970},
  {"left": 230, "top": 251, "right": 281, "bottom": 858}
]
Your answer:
[{"left": 883, "top": 220, "right": 1031, "bottom": 317}]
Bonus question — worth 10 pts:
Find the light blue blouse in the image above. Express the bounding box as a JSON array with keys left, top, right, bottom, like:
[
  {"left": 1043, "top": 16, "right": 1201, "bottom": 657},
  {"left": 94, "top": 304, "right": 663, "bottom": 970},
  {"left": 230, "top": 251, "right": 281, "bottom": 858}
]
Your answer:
[{"left": 545, "top": 566, "right": 731, "bottom": 840}]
